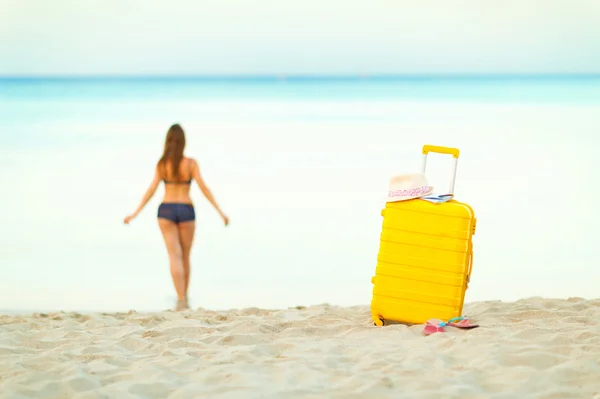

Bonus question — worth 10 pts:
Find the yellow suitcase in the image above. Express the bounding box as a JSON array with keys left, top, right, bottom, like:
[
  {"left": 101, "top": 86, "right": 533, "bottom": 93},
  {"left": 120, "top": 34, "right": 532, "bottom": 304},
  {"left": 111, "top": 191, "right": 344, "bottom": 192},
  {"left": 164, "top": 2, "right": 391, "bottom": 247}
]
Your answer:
[{"left": 371, "top": 145, "right": 477, "bottom": 326}]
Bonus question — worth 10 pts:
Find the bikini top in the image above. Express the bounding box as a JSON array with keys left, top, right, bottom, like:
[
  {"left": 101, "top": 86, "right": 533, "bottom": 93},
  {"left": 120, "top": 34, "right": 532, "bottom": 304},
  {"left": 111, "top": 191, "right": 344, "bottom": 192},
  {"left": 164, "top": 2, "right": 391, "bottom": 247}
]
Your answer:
[{"left": 163, "top": 179, "right": 192, "bottom": 185}]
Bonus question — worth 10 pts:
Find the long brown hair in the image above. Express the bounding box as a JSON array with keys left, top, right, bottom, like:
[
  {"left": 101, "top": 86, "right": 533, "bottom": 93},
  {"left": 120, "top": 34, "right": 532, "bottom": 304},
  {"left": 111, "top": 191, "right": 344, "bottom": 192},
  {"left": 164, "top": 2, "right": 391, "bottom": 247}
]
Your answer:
[{"left": 158, "top": 124, "right": 186, "bottom": 179}]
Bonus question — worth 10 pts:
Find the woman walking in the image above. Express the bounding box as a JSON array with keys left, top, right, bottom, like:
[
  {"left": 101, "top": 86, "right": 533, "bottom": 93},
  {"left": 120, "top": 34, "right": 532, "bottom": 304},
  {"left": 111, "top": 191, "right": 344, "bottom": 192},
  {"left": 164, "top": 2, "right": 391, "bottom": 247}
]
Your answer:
[{"left": 124, "top": 123, "right": 229, "bottom": 311}]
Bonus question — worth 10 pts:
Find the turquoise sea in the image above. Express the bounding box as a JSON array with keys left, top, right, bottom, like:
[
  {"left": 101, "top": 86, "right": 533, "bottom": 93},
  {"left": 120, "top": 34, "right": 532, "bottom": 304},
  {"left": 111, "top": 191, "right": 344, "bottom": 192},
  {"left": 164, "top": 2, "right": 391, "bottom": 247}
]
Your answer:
[{"left": 1, "top": 76, "right": 599, "bottom": 312}]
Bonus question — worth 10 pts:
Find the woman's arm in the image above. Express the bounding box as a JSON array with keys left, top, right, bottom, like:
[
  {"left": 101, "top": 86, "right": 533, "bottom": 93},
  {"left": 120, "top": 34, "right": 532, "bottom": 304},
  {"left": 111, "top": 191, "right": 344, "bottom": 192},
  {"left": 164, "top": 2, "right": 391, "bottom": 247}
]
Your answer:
[
  {"left": 124, "top": 167, "right": 161, "bottom": 224},
  {"left": 191, "top": 159, "right": 229, "bottom": 225}
]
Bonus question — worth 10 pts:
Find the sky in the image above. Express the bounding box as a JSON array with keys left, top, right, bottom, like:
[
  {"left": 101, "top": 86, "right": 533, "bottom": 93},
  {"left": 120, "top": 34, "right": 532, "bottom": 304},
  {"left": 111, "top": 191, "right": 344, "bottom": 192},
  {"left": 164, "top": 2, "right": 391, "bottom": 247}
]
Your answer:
[{"left": 1, "top": 0, "right": 600, "bottom": 75}]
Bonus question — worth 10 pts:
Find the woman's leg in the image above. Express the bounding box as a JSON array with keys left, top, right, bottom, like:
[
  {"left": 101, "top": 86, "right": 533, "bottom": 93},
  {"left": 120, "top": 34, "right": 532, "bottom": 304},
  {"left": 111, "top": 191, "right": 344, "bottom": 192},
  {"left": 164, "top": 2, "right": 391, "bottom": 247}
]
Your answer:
[
  {"left": 177, "top": 221, "right": 196, "bottom": 299},
  {"left": 158, "top": 218, "right": 186, "bottom": 304}
]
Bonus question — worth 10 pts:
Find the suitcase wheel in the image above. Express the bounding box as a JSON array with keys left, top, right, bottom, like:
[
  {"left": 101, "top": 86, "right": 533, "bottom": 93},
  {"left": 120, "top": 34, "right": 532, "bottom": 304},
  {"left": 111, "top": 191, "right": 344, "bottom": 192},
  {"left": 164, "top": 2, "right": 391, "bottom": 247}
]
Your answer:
[{"left": 373, "top": 317, "right": 385, "bottom": 327}]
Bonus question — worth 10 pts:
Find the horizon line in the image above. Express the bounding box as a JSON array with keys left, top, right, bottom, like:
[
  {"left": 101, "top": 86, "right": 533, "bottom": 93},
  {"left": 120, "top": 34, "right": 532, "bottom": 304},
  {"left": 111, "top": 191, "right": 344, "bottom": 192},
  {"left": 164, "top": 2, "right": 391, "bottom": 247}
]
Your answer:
[{"left": 1, "top": 72, "right": 600, "bottom": 80}]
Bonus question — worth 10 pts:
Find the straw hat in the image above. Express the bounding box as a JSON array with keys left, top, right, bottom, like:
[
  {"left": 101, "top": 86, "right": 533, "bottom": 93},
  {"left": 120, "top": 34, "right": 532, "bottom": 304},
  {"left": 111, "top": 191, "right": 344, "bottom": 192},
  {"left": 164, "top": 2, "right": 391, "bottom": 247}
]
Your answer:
[{"left": 386, "top": 173, "right": 434, "bottom": 202}]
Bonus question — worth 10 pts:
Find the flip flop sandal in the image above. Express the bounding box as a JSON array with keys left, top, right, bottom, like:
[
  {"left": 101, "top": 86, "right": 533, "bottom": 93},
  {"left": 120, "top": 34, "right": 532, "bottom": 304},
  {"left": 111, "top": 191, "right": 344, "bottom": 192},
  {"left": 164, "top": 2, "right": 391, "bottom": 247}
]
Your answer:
[
  {"left": 447, "top": 316, "right": 479, "bottom": 329},
  {"left": 423, "top": 319, "right": 447, "bottom": 335}
]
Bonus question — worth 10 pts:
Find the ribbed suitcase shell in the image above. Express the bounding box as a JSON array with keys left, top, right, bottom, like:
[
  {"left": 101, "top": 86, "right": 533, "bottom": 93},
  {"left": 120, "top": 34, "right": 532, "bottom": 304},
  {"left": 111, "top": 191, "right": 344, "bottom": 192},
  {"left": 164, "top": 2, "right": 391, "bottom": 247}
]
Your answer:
[{"left": 371, "top": 198, "right": 476, "bottom": 326}]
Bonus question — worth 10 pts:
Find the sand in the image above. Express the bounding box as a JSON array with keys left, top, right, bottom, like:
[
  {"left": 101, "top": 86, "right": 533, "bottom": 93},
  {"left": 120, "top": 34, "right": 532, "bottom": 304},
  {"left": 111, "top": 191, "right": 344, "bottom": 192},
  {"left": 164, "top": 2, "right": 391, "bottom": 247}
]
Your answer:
[{"left": 1, "top": 297, "right": 600, "bottom": 399}]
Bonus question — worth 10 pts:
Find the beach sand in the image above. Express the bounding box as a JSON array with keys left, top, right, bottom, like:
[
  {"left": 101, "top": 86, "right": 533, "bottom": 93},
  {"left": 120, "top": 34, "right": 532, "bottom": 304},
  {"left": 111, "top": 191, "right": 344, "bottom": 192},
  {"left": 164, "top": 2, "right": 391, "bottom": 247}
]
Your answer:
[{"left": 1, "top": 297, "right": 599, "bottom": 399}]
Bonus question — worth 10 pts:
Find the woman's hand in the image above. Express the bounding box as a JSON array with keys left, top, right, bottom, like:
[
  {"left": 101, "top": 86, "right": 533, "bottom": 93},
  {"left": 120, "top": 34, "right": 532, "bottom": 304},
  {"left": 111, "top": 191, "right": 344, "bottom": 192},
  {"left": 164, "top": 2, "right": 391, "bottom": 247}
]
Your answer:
[
  {"left": 221, "top": 213, "right": 229, "bottom": 226},
  {"left": 124, "top": 213, "right": 137, "bottom": 224}
]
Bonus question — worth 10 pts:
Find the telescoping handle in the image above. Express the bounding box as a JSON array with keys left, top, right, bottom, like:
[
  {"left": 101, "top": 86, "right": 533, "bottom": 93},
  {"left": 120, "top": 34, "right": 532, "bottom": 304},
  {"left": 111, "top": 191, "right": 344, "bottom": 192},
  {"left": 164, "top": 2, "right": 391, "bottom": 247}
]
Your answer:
[{"left": 421, "top": 144, "right": 460, "bottom": 195}]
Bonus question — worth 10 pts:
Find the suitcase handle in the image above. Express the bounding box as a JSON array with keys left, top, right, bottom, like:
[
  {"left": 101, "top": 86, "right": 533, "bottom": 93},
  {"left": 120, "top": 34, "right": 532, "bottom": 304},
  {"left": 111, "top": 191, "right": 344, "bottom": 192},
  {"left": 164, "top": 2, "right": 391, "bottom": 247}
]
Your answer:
[
  {"left": 421, "top": 144, "right": 460, "bottom": 194},
  {"left": 422, "top": 145, "right": 460, "bottom": 158}
]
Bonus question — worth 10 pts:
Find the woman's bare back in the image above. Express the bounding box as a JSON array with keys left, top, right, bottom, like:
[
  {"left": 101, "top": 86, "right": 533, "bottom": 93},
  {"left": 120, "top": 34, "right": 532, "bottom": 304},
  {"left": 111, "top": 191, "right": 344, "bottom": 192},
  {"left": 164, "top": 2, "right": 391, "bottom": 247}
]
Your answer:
[{"left": 160, "top": 157, "right": 194, "bottom": 204}]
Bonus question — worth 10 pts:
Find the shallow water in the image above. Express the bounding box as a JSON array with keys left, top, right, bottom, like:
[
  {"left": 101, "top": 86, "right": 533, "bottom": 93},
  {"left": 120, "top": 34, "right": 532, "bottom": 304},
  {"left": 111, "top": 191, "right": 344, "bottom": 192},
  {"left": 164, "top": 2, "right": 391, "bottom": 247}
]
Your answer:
[{"left": 1, "top": 76, "right": 599, "bottom": 312}]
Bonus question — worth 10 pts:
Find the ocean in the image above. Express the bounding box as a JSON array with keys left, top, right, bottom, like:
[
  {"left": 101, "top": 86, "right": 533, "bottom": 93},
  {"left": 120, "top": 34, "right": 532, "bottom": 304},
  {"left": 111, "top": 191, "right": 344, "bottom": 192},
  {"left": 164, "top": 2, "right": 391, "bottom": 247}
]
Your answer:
[{"left": 1, "top": 76, "right": 599, "bottom": 313}]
